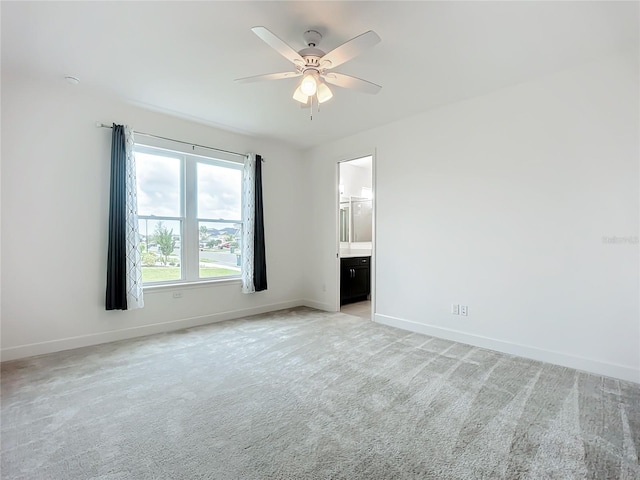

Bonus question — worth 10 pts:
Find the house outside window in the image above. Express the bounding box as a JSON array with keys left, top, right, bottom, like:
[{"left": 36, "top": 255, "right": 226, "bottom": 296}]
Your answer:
[{"left": 135, "top": 144, "right": 243, "bottom": 285}]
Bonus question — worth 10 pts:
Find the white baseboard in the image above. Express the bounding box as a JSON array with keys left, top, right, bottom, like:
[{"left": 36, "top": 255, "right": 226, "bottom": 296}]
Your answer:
[
  {"left": 375, "top": 313, "right": 640, "bottom": 384},
  {"left": 1, "top": 300, "right": 306, "bottom": 362},
  {"left": 301, "top": 299, "right": 336, "bottom": 312}
]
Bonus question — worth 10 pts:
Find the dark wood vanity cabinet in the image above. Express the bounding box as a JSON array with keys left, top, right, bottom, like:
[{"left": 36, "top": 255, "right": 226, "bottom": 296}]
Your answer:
[{"left": 340, "top": 256, "right": 371, "bottom": 305}]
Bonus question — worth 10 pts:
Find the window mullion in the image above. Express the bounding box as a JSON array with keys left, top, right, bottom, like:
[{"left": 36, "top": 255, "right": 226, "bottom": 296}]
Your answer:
[{"left": 184, "top": 157, "right": 198, "bottom": 281}]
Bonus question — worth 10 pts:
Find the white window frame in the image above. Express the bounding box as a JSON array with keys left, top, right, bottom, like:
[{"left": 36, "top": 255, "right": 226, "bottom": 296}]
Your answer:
[{"left": 134, "top": 141, "right": 243, "bottom": 288}]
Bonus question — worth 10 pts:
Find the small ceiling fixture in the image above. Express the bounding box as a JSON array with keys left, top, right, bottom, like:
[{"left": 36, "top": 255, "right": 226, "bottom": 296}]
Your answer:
[
  {"left": 236, "top": 27, "right": 382, "bottom": 117},
  {"left": 64, "top": 75, "right": 80, "bottom": 85}
]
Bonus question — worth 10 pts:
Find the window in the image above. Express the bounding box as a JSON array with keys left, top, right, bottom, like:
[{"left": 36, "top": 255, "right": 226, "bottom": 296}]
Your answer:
[{"left": 135, "top": 144, "right": 243, "bottom": 285}]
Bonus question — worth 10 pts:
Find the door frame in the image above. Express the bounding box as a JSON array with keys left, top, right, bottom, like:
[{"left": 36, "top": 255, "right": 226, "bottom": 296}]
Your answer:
[{"left": 335, "top": 150, "right": 376, "bottom": 320}]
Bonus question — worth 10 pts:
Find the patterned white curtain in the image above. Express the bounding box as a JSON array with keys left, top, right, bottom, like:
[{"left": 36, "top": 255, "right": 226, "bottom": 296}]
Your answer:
[
  {"left": 124, "top": 126, "right": 144, "bottom": 308},
  {"left": 241, "top": 154, "right": 256, "bottom": 293}
]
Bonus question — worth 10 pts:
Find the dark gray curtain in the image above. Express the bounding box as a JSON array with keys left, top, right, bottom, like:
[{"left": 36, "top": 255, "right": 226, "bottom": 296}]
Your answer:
[
  {"left": 253, "top": 155, "right": 267, "bottom": 291},
  {"left": 106, "top": 124, "right": 128, "bottom": 310}
]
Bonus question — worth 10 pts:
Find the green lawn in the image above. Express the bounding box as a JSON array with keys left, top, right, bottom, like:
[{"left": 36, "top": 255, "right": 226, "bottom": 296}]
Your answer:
[
  {"left": 200, "top": 266, "right": 239, "bottom": 278},
  {"left": 142, "top": 266, "right": 239, "bottom": 283}
]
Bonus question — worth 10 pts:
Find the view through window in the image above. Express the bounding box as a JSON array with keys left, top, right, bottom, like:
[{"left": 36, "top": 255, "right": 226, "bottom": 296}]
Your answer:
[{"left": 135, "top": 145, "right": 242, "bottom": 285}]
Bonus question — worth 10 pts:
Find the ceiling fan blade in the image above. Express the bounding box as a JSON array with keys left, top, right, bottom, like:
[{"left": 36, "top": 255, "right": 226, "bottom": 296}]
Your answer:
[
  {"left": 320, "top": 31, "right": 381, "bottom": 70},
  {"left": 251, "top": 26, "right": 305, "bottom": 66},
  {"left": 323, "top": 72, "right": 382, "bottom": 94},
  {"left": 235, "top": 71, "right": 301, "bottom": 83}
]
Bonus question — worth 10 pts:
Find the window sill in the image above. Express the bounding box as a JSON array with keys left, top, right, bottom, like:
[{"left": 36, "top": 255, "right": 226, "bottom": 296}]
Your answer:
[{"left": 143, "top": 278, "right": 241, "bottom": 293}]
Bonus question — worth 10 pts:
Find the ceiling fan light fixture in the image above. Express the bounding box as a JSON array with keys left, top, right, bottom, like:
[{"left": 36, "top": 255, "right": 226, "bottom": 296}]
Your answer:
[
  {"left": 242, "top": 27, "right": 382, "bottom": 113},
  {"left": 292, "top": 85, "right": 309, "bottom": 103},
  {"left": 316, "top": 82, "right": 333, "bottom": 104},
  {"left": 300, "top": 72, "right": 318, "bottom": 96}
]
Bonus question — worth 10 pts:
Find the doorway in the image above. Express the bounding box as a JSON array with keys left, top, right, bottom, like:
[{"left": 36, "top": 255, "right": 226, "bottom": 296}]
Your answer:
[{"left": 338, "top": 155, "right": 374, "bottom": 321}]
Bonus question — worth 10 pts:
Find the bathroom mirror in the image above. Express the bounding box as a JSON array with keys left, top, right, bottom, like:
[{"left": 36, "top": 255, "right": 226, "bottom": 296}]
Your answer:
[{"left": 339, "top": 157, "right": 373, "bottom": 244}]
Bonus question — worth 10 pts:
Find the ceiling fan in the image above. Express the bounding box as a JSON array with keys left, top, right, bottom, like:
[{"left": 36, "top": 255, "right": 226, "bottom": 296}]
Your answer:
[{"left": 235, "top": 27, "right": 382, "bottom": 108}]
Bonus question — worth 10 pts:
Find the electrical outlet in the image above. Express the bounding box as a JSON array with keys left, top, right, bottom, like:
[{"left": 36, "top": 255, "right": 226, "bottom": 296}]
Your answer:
[
  {"left": 173, "top": 292, "right": 183, "bottom": 299},
  {"left": 451, "top": 304, "right": 459, "bottom": 315},
  {"left": 460, "top": 305, "right": 468, "bottom": 316}
]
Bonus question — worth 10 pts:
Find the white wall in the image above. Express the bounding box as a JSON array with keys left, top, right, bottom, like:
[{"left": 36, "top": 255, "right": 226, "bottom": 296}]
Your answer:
[
  {"left": 1, "top": 73, "right": 306, "bottom": 360},
  {"left": 340, "top": 161, "right": 372, "bottom": 201},
  {"left": 303, "top": 51, "right": 640, "bottom": 382}
]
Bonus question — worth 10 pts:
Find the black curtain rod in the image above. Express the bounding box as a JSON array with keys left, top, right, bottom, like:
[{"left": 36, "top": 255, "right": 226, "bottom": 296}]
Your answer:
[{"left": 96, "top": 122, "right": 254, "bottom": 160}]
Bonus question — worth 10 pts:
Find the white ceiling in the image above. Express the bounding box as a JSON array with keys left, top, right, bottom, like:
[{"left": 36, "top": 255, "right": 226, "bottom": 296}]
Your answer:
[{"left": 2, "top": 1, "right": 638, "bottom": 149}]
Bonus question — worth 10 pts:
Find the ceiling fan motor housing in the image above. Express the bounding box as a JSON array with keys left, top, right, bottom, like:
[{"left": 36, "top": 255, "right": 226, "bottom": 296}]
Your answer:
[
  {"left": 299, "top": 51, "right": 322, "bottom": 67},
  {"left": 298, "top": 30, "right": 326, "bottom": 71}
]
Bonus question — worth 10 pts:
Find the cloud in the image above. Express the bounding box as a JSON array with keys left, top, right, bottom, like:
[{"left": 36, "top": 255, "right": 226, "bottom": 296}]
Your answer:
[
  {"left": 136, "top": 152, "right": 181, "bottom": 217},
  {"left": 197, "top": 163, "right": 241, "bottom": 220},
  {"left": 135, "top": 151, "right": 242, "bottom": 221}
]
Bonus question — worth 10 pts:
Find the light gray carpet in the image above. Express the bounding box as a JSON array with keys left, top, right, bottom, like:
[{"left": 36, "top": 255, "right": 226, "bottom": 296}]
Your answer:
[{"left": 1, "top": 307, "right": 639, "bottom": 479}]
